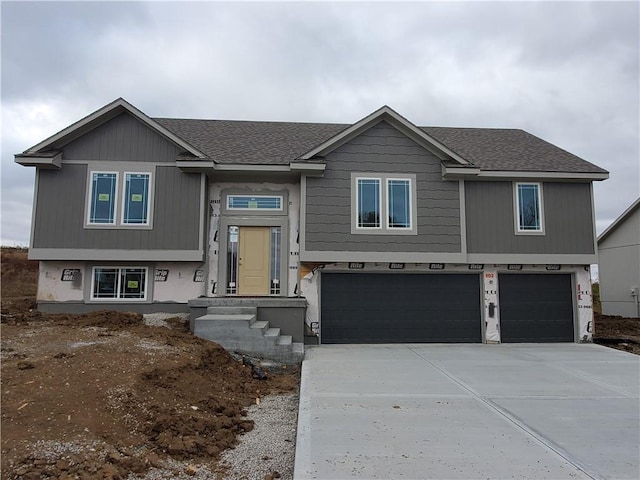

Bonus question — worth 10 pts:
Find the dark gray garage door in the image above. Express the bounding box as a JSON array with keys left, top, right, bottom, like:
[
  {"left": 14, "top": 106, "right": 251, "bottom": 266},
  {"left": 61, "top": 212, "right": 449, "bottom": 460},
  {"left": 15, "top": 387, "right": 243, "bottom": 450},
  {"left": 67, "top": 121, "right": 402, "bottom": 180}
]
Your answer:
[
  {"left": 499, "top": 274, "right": 574, "bottom": 343},
  {"left": 321, "top": 273, "right": 482, "bottom": 344}
]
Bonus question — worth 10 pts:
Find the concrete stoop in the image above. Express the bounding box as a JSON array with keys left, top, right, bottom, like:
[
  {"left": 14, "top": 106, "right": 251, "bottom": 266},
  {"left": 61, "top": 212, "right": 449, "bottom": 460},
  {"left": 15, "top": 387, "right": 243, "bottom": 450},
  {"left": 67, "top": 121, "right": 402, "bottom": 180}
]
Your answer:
[{"left": 193, "top": 306, "right": 304, "bottom": 364}]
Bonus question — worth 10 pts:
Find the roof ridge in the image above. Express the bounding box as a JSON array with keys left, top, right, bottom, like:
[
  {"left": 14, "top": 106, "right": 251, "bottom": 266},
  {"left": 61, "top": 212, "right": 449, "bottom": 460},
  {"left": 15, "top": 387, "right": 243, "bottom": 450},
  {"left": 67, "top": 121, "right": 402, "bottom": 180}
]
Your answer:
[{"left": 153, "top": 117, "right": 349, "bottom": 127}]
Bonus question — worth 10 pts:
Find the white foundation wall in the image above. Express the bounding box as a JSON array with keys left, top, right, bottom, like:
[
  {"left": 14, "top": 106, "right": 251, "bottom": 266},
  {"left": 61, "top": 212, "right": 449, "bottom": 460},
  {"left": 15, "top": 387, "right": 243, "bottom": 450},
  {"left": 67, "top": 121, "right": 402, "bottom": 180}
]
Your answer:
[
  {"left": 152, "top": 262, "right": 207, "bottom": 302},
  {"left": 301, "top": 263, "right": 594, "bottom": 342},
  {"left": 37, "top": 261, "right": 85, "bottom": 302},
  {"left": 37, "top": 261, "right": 206, "bottom": 303},
  {"left": 207, "top": 181, "right": 301, "bottom": 297}
]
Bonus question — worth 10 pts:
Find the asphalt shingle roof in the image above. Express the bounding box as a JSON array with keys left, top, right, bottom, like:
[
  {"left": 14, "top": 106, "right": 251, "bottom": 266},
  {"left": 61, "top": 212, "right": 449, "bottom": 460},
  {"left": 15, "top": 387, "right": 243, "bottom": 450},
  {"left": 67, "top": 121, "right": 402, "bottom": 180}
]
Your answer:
[{"left": 154, "top": 117, "right": 607, "bottom": 174}]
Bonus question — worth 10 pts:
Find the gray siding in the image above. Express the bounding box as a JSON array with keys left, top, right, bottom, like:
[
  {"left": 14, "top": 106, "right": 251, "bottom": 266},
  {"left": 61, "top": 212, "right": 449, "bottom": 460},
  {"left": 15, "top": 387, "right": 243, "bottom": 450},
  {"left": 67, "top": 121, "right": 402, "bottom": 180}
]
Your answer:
[
  {"left": 32, "top": 165, "right": 201, "bottom": 250},
  {"left": 465, "top": 181, "right": 595, "bottom": 254},
  {"left": 305, "top": 121, "right": 461, "bottom": 252},
  {"left": 598, "top": 206, "right": 640, "bottom": 317},
  {"left": 63, "top": 113, "right": 182, "bottom": 162}
]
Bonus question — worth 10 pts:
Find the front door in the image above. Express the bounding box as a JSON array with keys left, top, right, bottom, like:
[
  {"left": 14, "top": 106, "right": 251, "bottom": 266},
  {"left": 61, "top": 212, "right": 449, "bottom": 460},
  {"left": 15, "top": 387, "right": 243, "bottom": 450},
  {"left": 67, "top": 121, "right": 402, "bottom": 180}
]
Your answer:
[{"left": 238, "top": 226, "right": 270, "bottom": 295}]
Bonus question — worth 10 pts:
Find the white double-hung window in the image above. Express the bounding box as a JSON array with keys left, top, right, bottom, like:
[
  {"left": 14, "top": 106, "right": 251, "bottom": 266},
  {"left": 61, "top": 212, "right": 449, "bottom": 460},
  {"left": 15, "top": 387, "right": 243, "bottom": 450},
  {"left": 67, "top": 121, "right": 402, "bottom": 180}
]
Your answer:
[
  {"left": 352, "top": 173, "right": 416, "bottom": 234},
  {"left": 86, "top": 170, "right": 152, "bottom": 228}
]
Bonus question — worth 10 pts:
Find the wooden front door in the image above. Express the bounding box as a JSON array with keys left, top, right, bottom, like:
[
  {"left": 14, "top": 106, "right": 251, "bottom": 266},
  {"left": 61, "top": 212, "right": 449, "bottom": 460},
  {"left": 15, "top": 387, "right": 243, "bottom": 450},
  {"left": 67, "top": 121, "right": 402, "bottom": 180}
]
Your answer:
[{"left": 238, "top": 226, "right": 270, "bottom": 295}]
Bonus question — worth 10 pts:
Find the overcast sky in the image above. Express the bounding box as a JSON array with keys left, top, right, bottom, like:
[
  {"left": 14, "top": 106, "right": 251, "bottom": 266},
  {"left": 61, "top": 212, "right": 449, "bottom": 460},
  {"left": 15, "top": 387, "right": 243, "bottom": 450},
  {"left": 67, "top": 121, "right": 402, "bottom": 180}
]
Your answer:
[{"left": 1, "top": 0, "right": 638, "bottom": 247}]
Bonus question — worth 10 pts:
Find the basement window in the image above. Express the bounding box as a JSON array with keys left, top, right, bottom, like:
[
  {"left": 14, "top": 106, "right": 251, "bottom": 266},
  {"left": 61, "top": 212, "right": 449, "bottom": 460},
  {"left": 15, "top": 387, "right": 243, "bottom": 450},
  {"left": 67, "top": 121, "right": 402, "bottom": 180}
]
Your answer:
[{"left": 91, "top": 267, "right": 147, "bottom": 301}]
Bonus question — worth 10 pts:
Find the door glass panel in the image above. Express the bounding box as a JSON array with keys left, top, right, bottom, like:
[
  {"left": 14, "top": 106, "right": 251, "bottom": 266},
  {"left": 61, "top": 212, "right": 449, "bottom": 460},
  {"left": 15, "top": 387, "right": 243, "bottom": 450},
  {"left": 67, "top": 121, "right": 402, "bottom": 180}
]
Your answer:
[
  {"left": 226, "top": 226, "right": 239, "bottom": 294},
  {"left": 270, "top": 227, "right": 281, "bottom": 295}
]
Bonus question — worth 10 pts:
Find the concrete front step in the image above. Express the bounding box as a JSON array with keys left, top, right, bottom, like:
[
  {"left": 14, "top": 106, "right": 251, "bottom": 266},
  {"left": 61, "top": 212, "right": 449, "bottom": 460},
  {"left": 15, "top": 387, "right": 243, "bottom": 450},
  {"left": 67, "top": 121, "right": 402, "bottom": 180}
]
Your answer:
[
  {"left": 193, "top": 310, "right": 304, "bottom": 364},
  {"left": 206, "top": 306, "right": 257, "bottom": 316}
]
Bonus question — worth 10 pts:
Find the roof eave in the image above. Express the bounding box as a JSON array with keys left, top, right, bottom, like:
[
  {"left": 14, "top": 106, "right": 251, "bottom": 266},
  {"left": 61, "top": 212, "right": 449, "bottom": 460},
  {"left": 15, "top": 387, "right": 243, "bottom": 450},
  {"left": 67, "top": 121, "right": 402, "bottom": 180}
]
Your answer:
[
  {"left": 15, "top": 151, "right": 62, "bottom": 169},
  {"left": 443, "top": 166, "right": 609, "bottom": 181}
]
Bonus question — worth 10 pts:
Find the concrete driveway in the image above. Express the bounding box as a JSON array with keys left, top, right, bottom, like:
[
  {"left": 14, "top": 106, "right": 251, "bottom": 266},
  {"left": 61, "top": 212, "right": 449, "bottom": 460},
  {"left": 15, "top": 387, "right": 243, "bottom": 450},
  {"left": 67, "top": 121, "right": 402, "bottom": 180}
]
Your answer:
[{"left": 294, "top": 344, "right": 639, "bottom": 479}]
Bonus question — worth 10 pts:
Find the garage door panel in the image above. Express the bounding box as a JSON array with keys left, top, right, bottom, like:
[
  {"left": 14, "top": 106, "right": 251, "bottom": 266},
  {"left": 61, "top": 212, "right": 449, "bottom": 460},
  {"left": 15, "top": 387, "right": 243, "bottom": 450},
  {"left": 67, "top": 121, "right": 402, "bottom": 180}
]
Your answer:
[
  {"left": 321, "top": 273, "right": 482, "bottom": 344},
  {"left": 499, "top": 274, "right": 574, "bottom": 343}
]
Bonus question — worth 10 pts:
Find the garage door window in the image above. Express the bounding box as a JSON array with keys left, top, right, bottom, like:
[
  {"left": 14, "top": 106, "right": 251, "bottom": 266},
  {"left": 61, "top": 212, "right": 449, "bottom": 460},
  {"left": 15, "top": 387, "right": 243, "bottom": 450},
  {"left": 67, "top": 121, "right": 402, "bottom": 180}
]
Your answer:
[{"left": 352, "top": 173, "right": 416, "bottom": 234}]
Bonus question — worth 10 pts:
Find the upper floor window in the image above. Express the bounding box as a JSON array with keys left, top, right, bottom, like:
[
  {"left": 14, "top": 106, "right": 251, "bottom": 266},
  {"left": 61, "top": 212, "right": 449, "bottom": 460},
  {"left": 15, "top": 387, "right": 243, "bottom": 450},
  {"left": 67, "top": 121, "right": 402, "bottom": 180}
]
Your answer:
[
  {"left": 227, "top": 195, "right": 283, "bottom": 211},
  {"left": 352, "top": 173, "right": 417, "bottom": 235},
  {"left": 89, "top": 172, "right": 118, "bottom": 224},
  {"left": 122, "top": 173, "right": 151, "bottom": 224},
  {"left": 86, "top": 169, "right": 152, "bottom": 228},
  {"left": 515, "top": 182, "right": 544, "bottom": 234}
]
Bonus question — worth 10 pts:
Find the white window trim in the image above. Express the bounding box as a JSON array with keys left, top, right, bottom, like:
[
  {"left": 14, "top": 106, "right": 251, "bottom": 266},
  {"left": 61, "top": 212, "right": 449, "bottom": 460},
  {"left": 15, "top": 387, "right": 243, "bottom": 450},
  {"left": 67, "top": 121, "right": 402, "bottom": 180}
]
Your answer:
[
  {"left": 90, "top": 266, "right": 149, "bottom": 302},
  {"left": 120, "top": 172, "right": 153, "bottom": 226},
  {"left": 355, "top": 177, "right": 383, "bottom": 230},
  {"left": 351, "top": 173, "right": 417, "bottom": 235},
  {"left": 85, "top": 166, "right": 154, "bottom": 230},
  {"left": 386, "top": 177, "right": 413, "bottom": 231},
  {"left": 514, "top": 181, "right": 545, "bottom": 235},
  {"left": 226, "top": 194, "right": 284, "bottom": 212},
  {"left": 87, "top": 171, "right": 119, "bottom": 226}
]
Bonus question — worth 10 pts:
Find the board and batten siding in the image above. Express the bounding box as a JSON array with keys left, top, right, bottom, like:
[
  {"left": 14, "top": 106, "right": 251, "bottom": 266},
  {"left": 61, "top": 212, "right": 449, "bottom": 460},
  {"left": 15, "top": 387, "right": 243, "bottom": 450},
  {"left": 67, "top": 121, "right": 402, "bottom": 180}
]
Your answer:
[
  {"left": 63, "top": 113, "right": 182, "bottom": 162},
  {"left": 305, "top": 121, "right": 461, "bottom": 253},
  {"left": 465, "top": 181, "right": 595, "bottom": 254},
  {"left": 32, "top": 165, "right": 201, "bottom": 250}
]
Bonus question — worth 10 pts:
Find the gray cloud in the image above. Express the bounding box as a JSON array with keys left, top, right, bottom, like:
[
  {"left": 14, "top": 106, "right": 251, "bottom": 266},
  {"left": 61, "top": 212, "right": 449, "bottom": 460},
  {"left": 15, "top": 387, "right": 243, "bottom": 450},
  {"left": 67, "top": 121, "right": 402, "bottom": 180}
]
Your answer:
[{"left": 2, "top": 0, "right": 638, "bottom": 245}]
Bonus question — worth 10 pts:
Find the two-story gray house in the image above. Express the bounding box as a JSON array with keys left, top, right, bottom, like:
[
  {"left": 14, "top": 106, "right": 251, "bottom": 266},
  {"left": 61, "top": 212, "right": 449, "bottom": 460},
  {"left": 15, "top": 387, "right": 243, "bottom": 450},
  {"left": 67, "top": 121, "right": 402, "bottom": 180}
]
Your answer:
[{"left": 17, "top": 98, "right": 607, "bottom": 352}]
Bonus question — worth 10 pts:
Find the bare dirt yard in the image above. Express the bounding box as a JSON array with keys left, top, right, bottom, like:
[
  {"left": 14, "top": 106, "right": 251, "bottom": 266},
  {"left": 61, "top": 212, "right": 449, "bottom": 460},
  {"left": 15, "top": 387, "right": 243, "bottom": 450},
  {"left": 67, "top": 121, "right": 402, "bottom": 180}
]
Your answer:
[{"left": 1, "top": 248, "right": 299, "bottom": 479}]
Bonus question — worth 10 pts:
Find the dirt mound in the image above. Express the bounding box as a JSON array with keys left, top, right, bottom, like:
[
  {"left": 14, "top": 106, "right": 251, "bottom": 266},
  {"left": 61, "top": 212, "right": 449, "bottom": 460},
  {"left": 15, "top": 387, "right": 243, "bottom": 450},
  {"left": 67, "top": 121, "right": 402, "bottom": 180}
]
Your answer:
[
  {"left": 1, "top": 248, "right": 299, "bottom": 479},
  {"left": 593, "top": 313, "right": 640, "bottom": 354}
]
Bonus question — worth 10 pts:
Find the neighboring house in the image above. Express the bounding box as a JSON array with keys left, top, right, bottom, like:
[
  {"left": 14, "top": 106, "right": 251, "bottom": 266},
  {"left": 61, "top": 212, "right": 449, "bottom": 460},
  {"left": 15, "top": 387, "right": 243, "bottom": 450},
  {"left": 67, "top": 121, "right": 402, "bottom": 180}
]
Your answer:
[
  {"left": 597, "top": 198, "right": 640, "bottom": 318},
  {"left": 16, "top": 98, "right": 608, "bottom": 350}
]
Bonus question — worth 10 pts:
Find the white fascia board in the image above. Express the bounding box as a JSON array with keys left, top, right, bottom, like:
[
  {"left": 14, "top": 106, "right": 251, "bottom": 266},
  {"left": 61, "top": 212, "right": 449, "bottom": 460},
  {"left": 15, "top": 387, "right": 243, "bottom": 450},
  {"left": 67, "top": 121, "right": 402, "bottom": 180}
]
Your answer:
[
  {"left": 298, "top": 106, "right": 470, "bottom": 165},
  {"left": 24, "top": 98, "right": 207, "bottom": 159},
  {"left": 28, "top": 248, "right": 205, "bottom": 262},
  {"left": 15, "top": 152, "right": 62, "bottom": 169}
]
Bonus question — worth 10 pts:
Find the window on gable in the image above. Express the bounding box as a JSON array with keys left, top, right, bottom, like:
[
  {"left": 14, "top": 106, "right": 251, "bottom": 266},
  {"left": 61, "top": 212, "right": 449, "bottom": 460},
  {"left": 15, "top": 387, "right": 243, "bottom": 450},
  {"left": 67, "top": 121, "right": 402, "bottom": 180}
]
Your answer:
[
  {"left": 516, "top": 182, "right": 544, "bottom": 233},
  {"left": 86, "top": 169, "right": 153, "bottom": 228},
  {"left": 357, "top": 178, "right": 381, "bottom": 228},
  {"left": 352, "top": 174, "right": 417, "bottom": 234},
  {"left": 387, "top": 179, "right": 411, "bottom": 229},
  {"left": 122, "top": 173, "right": 150, "bottom": 224},
  {"left": 91, "top": 267, "right": 147, "bottom": 301},
  {"left": 89, "top": 172, "right": 118, "bottom": 224}
]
